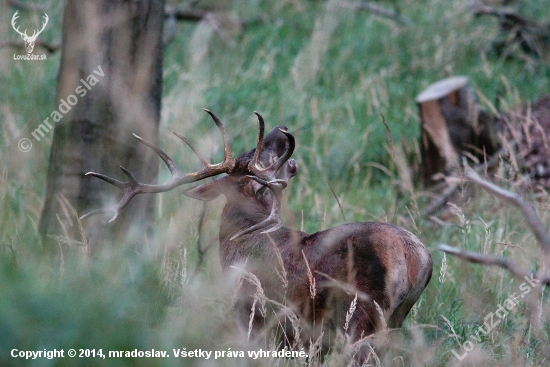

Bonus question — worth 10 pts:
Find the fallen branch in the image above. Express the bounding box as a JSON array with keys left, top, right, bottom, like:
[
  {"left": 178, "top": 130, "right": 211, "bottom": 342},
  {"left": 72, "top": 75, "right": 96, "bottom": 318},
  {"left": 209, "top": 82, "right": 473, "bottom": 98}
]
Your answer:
[
  {"left": 438, "top": 166, "right": 550, "bottom": 287},
  {"left": 439, "top": 244, "right": 550, "bottom": 285},
  {"left": 464, "top": 166, "right": 550, "bottom": 255}
]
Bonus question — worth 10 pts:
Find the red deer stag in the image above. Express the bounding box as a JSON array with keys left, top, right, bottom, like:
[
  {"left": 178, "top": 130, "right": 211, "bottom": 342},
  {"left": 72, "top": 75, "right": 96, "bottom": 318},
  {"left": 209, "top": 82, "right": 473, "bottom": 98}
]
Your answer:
[{"left": 81, "top": 110, "right": 432, "bottom": 350}]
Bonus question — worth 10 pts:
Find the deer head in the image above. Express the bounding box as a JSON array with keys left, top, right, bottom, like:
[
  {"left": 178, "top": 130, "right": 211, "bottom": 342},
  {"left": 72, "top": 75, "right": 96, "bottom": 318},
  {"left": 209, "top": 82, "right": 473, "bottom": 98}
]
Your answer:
[
  {"left": 11, "top": 11, "right": 49, "bottom": 54},
  {"left": 183, "top": 114, "right": 297, "bottom": 240}
]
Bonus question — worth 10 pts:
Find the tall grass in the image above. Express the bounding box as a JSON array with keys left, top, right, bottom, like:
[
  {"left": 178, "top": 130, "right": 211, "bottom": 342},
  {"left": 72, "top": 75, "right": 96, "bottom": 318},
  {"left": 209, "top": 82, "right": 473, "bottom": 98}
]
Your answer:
[{"left": 1, "top": 0, "right": 550, "bottom": 365}]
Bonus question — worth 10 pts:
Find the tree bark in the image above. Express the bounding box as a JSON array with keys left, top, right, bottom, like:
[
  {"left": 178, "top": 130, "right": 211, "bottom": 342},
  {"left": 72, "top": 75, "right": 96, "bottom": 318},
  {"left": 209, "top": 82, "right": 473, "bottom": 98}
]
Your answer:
[{"left": 39, "top": 0, "right": 164, "bottom": 249}]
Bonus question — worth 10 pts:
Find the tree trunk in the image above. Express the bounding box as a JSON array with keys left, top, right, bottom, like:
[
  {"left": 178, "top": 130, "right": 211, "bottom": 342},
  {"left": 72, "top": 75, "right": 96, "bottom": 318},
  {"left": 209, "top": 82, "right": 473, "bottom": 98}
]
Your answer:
[
  {"left": 39, "top": 0, "right": 164, "bottom": 250},
  {"left": 417, "top": 76, "right": 497, "bottom": 185}
]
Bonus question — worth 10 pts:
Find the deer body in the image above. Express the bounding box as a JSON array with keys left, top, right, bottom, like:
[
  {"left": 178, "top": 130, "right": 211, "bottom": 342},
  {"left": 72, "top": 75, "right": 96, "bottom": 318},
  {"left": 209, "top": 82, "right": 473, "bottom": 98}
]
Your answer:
[
  {"left": 229, "top": 222, "right": 431, "bottom": 336},
  {"left": 183, "top": 124, "right": 432, "bottom": 341},
  {"left": 83, "top": 111, "right": 432, "bottom": 346}
]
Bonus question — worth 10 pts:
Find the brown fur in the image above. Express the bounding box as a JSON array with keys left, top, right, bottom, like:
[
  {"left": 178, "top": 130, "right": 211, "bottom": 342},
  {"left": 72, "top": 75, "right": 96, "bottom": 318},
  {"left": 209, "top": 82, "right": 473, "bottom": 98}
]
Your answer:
[{"left": 84, "top": 115, "right": 433, "bottom": 356}]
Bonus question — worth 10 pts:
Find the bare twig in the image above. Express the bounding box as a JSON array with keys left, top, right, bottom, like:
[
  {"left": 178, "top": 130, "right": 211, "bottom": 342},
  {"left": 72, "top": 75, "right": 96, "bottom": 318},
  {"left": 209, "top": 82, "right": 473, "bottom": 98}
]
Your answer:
[
  {"left": 472, "top": 5, "right": 550, "bottom": 60},
  {"left": 472, "top": 5, "right": 532, "bottom": 26},
  {"left": 339, "top": 1, "right": 409, "bottom": 25},
  {"left": 7, "top": 0, "right": 46, "bottom": 11},
  {"left": 439, "top": 244, "right": 550, "bottom": 285},
  {"left": 163, "top": 7, "right": 254, "bottom": 48},
  {"left": 439, "top": 166, "right": 550, "bottom": 286},
  {"left": 165, "top": 7, "right": 207, "bottom": 22},
  {"left": 424, "top": 182, "right": 459, "bottom": 216},
  {"left": 326, "top": 180, "right": 347, "bottom": 222},
  {"left": 423, "top": 148, "right": 510, "bottom": 216},
  {"left": 164, "top": 6, "right": 262, "bottom": 27}
]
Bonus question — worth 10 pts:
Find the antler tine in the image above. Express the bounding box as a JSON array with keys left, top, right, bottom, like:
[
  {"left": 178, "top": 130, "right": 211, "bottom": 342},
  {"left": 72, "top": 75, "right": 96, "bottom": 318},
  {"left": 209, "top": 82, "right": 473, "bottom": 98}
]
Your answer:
[
  {"left": 249, "top": 111, "right": 266, "bottom": 174},
  {"left": 80, "top": 110, "right": 236, "bottom": 221},
  {"left": 272, "top": 128, "right": 295, "bottom": 172},
  {"left": 248, "top": 113, "right": 295, "bottom": 179},
  {"left": 203, "top": 108, "right": 233, "bottom": 165},
  {"left": 79, "top": 208, "right": 114, "bottom": 221},
  {"left": 172, "top": 131, "right": 210, "bottom": 168},
  {"left": 132, "top": 134, "right": 182, "bottom": 176},
  {"left": 81, "top": 166, "right": 142, "bottom": 222}
]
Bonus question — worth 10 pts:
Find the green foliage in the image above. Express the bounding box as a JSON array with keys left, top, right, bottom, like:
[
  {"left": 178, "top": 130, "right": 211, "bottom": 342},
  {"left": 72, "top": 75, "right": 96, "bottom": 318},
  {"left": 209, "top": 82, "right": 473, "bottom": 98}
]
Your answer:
[{"left": 2, "top": 0, "right": 550, "bottom": 365}]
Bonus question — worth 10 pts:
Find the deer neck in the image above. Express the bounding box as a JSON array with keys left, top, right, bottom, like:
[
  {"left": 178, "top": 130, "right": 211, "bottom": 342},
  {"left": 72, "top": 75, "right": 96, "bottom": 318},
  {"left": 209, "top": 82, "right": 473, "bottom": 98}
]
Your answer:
[
  {"left": 219, "top": 197, "right": 268, "bottom": 238},
  {"left": 216, "top": 195, "right": 274, "bottom": 267}
]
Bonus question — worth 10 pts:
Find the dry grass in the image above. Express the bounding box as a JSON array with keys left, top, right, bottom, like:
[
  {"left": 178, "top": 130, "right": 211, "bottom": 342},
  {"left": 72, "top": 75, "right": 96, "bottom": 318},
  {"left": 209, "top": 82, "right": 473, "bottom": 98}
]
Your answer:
[{"left": 1, "top": 0, "right": 550, "bottom": 366}]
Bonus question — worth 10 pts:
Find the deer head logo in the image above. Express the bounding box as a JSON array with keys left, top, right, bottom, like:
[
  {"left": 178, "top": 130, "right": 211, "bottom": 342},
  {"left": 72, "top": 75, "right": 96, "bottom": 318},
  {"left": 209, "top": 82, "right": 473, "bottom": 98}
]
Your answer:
[{"left": 11, "top": 11, "right": 49, "bottom": 54}]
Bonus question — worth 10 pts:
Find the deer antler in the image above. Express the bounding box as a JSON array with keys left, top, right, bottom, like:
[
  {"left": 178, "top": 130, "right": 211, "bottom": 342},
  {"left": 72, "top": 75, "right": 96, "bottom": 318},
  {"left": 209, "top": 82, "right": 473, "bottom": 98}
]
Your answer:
[
  {"left": 80, "top": 109, "right": 236, "bottom": 222},
  {"left": 230, "top": 112, "right": 295, "bottom": 240}
]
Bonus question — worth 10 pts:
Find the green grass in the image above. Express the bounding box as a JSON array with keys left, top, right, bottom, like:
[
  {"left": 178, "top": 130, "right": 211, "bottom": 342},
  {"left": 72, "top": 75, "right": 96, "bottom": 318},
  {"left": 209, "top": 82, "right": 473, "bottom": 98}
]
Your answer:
[{"left": 2, "top": 0, "right": 550, "bottom": 365}]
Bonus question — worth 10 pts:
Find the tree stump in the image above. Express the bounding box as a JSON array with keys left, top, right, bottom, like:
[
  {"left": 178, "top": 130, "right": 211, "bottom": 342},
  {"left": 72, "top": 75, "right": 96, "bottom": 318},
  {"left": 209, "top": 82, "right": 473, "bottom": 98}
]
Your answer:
[{"left": 417, "top": 76, "right": 496, "bottom": 186}]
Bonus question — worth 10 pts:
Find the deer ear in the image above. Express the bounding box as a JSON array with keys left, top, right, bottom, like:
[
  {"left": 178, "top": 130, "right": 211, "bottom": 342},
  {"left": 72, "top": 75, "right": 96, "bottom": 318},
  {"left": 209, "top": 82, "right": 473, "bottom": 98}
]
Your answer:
[{"left": 183, "top": 179, "right": 223, "bottom": 201}]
